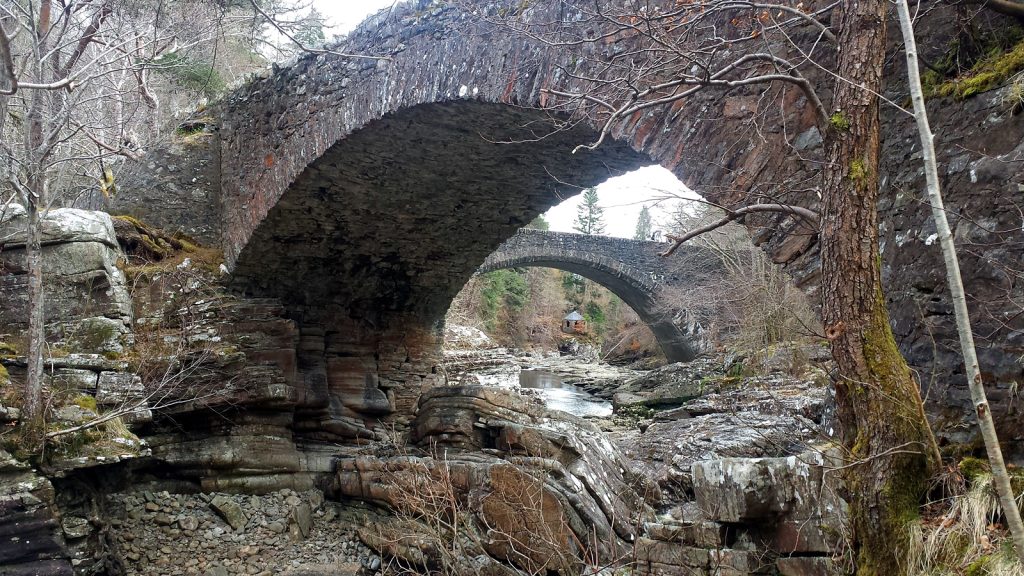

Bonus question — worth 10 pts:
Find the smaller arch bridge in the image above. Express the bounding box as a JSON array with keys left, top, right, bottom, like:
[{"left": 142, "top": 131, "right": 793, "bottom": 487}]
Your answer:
[{"left": 478, "top": 229, "right": 718, "bottom": 361}]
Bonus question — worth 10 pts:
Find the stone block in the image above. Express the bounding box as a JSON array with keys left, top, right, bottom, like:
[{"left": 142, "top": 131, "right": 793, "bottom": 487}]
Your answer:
[
  {"left": 47, "top": 369, "right": 98, "bottom": 393},
  {"left": 209, "top": 495, "right": 247, "bottom": 531},
  {"left": 776, "top": 556, "right": 842, "bottom": 576},
  {"left": 96, "top": 372, "right": 144, "bottom": 406},
  {"left": 646, "top": 520, "right": 728, "bottom": 548},
  {"left": 770, "top": 517, "right": 841, "bottom": 554},
  {"left": 692, "top": 450, "right": 842, "bottom": 523},
  {"left": 290, "top": 502, "right": 312, "bottom": 539}
]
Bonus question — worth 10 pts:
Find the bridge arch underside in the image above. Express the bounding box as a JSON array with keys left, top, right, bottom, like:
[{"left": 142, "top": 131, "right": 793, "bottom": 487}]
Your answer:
[
  {"left": 478, "top": 257, "right": 696, "bottom": 363},
  {"left": 228, "top": 101, "right": 655, "bottom": 439}
]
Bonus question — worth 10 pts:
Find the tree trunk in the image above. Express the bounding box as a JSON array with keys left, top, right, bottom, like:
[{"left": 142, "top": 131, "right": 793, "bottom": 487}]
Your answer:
[
  {"left": 23, "top": 184, "right": 45, "bottom": 427},
  {"left": 820, "top": 2, "right": 941, "bottom": 573},
  {"left": 895, "top": 0, "right": 1024, "bottom": 561}
]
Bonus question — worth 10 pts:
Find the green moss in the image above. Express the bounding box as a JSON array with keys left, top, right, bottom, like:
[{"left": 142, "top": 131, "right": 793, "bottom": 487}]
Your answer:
[
  {"left": 849, "top": 158, "right": 867, "bottom": 181},
  {"left": 931, "top": 36, "right": 1024, "bottom": 100},
  {"left": 72, "top": 395, "right": 98, "bottom": 412},
  {"left": 0, "top": 341, "right": 17, "bottom": 355},
  {"left": 849, "top": 287, "right": 936, "bottom": 574},
  {"left": 958, "top": 456, "right": 990, "bottom": 483},
  {"left": 112, "top": 214, "right": 147, "bottom": 229},
  {"left": 966, "top": 555, "right": 992, "bottom": 576},
  {"left": 829, "top": 112, "right": 850, "bottom": 131}
]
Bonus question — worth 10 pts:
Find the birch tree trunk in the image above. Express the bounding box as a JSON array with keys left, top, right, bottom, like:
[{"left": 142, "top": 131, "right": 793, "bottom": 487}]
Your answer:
[
  {"left": 20, "top": 1, "right": 53, "bottom": 430},
  {"left": 894, "top": 0, "right": 1024, "bottom": 562},
  {"left": 23, "top": 182, "right": 45, "bottom": 427},
  {"left": 820, "top": 1, "right": 942, "bottom": 572}
]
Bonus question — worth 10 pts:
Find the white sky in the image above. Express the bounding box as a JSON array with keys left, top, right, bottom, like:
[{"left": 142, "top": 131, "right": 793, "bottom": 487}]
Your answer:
[
  {"left": 541, "top": 166, "right": 699, "bottom": 238},
  {"left": 311, "top": 1, "right": 702, "bottom": 239},
  {"left": 315, "top": 1, "right": 398, "bottom": 35}
]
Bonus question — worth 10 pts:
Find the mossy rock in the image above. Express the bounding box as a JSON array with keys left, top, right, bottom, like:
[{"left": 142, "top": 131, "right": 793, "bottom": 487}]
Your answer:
[
  {"left": 965, "top": 555, "right": 992, "bottom": 576},
  {"left": 958, "top": 456, "right": 990, "bottom": 483},
  {"left": 928, "top": 32, "right": 1024, "bottom": 100},
  {"left": 0, "top": 342, "right": 17, "bottom": 356},
  {"left": 68, "top": 317, "right": 125, "bottom": 354}
]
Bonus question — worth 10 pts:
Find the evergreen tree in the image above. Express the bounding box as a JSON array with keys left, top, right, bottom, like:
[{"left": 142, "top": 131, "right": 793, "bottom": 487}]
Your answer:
[
  {"left": 527, "top": 215, "right": 550, "bottom": 230},
  {"left": 633, "top": 206, "right": 653, "bottom": 240},
  {"left": 573, "top": 188, "right": 606, "bottom": 235}
]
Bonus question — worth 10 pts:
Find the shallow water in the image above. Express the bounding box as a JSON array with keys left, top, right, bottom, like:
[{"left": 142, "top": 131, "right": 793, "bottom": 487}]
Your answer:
[{"left": 519, "top": 369, "right": 612, "bottom": 418}]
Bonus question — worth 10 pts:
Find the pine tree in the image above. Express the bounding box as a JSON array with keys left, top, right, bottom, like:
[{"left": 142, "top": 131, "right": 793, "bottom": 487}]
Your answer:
[
  {"left": 573, "top": 188, "right": 606, "bottom": 235},
  {"left": 634, "top": 206, "right": 653, "bottom": 240}
]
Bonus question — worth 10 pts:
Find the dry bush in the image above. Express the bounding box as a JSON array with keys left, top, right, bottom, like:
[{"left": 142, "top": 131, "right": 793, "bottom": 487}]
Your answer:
[
  {"left": 370, "top": 444, "right": 630, "bottom": 576},
  {"left": 663, "top": 202, "right": 819, "bottom": 352}
]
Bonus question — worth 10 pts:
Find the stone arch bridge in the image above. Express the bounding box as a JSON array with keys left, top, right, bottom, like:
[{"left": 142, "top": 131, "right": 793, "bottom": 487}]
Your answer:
[
  {"left": 117, "top": 0, "right": 756, "bottom": 447},
  {"left": 111, "top": 0, "right": 1024, "bottom": 468},
  {"left": 479, "top": 229, "right": 715, "bottom": 362}
]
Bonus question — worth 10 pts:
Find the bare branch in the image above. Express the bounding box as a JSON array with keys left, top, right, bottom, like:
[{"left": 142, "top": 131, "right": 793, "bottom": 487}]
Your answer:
[{"left": 660, "top": 203, "right": 819, "bottom": 257}]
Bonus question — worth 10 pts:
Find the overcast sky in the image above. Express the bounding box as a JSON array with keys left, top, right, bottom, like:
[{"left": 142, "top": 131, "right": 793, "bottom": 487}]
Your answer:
[{"left": 309, "top": 1, "right": 701, "bottom": 238}]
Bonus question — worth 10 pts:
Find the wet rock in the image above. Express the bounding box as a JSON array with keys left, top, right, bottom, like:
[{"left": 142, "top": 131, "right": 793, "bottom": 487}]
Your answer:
[{"left": 612, "top": 360, "right": 719, "bottom": 409}]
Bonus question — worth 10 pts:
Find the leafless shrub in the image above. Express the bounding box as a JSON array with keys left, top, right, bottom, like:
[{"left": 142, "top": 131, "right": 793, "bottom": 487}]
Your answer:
[
  {"left": 369, "top": 442, "right": 636, "bottom": 576},
  {"left": 662, "top": 201, "right": 819, "bottom": 352}
]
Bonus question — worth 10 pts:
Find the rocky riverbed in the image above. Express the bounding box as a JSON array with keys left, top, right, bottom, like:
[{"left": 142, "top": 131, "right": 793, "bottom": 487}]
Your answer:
[{"left": 106, "top": 489, "right": 379, "bottom": 576}]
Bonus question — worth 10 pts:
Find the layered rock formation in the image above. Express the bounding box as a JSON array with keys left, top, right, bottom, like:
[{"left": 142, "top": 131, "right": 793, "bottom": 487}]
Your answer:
[
  {"left": 0, "top": 207, "right": 132, "bottom": 353},
  {"left": 0, "top": 449, "right": 75, "bottom": 576},
  {"left": 334, "top": 386, "right": 658, "bottom": 574}
]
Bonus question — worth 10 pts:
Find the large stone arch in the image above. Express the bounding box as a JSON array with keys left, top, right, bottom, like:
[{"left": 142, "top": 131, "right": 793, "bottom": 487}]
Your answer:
[
  {"left": 478, "top": 230, "right": 716, "bottom": 362},
  {"left": 112, "top": 0, "right": 1024, "bottom": 455}
]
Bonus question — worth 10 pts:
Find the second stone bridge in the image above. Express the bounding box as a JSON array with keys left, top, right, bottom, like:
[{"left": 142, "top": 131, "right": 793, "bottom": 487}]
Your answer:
[{"left": 479, "top": 229, "right": 717, "bottom": 361}]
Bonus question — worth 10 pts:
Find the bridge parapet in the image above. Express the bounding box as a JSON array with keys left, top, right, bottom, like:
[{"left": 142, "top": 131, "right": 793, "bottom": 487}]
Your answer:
[{"left": 479, "top": 229, "right": 720, "bottom": 361}]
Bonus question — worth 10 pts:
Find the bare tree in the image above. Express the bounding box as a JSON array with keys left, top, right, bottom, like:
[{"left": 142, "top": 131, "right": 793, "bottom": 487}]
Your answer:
[{"left": 0, "top": 0, "right": 334, "bottom": 434}]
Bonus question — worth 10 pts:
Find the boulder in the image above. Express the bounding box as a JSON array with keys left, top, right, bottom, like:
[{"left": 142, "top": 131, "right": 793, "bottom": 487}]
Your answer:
[
  {"left": 209, "top": 495, "right": 247, "bottom": 531},
  {"left": 612, "top": 360, "right": 719, "bottom": 409},
  {"left": 96, "top": 372, "right": 145, "bottom": 406},
  {"left": 290, "top": 501, "right": 313, "bottom": 539},
  {"left": 692, "top": 450, "right": 847, "bottom": 555},
  {"left": 0, "top": 207, "right": 131, "bottom": 338}
]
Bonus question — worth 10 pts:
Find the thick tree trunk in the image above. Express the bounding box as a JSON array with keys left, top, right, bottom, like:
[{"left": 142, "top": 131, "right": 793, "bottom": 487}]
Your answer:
[{"left": 820, "top": 2, "right": 941, "bottom": 573}]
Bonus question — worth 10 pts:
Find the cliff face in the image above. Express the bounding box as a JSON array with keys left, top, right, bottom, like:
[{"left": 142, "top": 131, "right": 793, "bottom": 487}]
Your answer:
[{"left": 875, "top": 87, "right": 1024, "bottom": 453}]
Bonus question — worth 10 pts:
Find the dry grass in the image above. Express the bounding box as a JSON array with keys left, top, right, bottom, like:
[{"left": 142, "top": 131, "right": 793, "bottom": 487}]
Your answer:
[{"left": 907, "top": 470, "right": 1024, "bottom": 575}]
